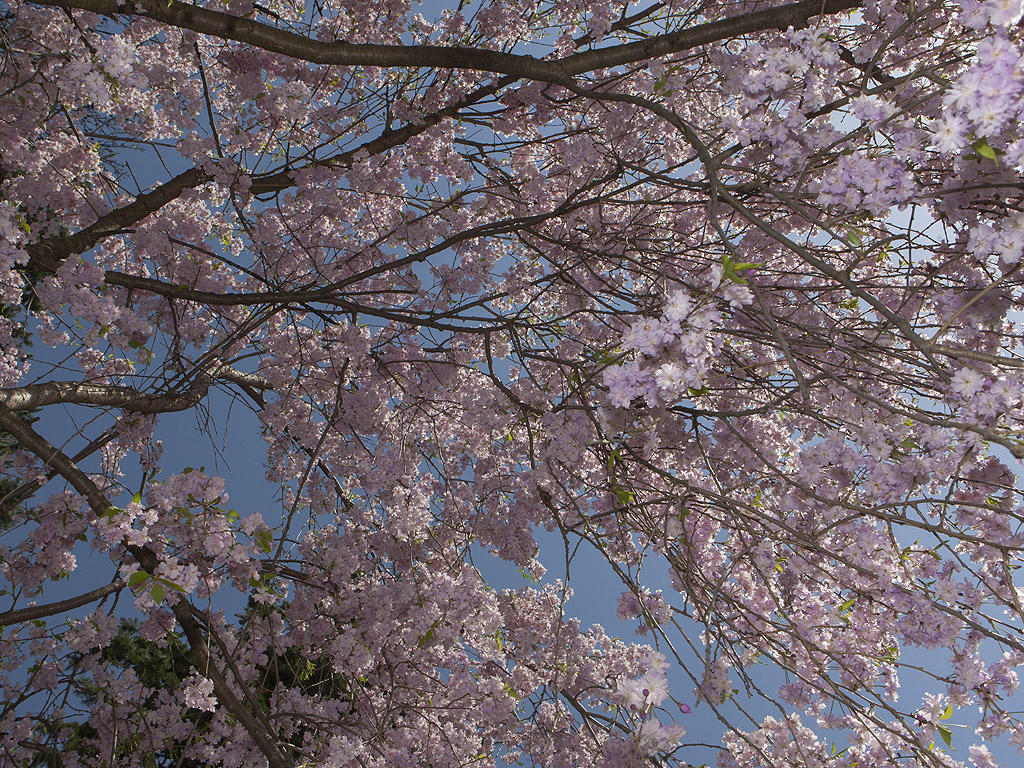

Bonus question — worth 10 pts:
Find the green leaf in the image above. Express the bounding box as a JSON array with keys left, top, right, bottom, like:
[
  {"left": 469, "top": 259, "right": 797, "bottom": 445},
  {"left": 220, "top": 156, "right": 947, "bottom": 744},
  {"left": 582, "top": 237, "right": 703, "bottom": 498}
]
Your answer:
[
  {"left": 607, "top": 447, "right": 620, "bottom": 473},
  {"left": 973, "top": 137, "right": 997, "bottom": 160},
  {"left": 417, "top": 618, "right": 442, "bottom": 648},
  {"left": 255, "top": 529, "right": 273, "bottom": 553},
  {"left": 132, "top": 492, "right": 142, "bottom": 504},
  {"left": 150, "top": 583, "right": 165, "bottom": 602},
  {"left": 838, "top": 597, "right": 856, "bottom": 613},
  {"left": 161, "top": 578, "right": 186, "bottom": 592},
  {"left": 936, "top": 724, "right": 953, "bottom": 749},
  {"left": 128, "top": 571, "right": 149, "bottom": 587},
  {"left": 721, "top": 255, "right": 764, "bottom": 284},
  {"left": 941, "top": 704, "right": 953, "bottom": 720}
]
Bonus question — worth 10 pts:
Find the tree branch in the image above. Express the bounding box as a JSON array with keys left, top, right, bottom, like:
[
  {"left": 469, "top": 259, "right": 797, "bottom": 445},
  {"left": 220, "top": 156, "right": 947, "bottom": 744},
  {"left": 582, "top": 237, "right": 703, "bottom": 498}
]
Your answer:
[
  {"left": 0, "top": 579, "right": 125, "bottom": 628},
  {"left": 562, "top": 0, "right": 863, "bottom": 74},
  {"left": 20, "top": 0, "right": 861, "bottom": 276},
  {"left": 24, "top": 167, "right": 209, "bottom": 275},
  {"left": 31, "top": 0, "right": 862, "bottom": 81},
  {"left": 0, "top": 379, "right": 211, "bottom": 413},
  {"left": 22, "top": 75, "right": 513, "bottom": 274}
]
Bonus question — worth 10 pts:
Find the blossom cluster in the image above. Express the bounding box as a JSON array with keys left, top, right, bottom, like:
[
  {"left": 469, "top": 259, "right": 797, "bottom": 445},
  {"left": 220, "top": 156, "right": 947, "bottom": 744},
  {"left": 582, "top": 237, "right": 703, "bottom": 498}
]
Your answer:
[{"left": 603, "top": 287, "right": 729, "bottom": 408}]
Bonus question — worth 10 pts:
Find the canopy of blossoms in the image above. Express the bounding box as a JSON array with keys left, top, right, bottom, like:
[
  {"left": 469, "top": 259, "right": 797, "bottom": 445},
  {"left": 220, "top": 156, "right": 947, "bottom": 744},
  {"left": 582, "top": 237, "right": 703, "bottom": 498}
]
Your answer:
[{"left": 1, "top": 0, "right": 1024, "bottom": 766}]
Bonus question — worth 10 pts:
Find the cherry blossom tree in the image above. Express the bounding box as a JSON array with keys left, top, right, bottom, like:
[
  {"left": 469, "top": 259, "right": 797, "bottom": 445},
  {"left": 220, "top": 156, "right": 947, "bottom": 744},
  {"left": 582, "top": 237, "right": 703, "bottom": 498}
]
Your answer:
[{"left": 2, "top": 0, "right": 1024, "bottom": 765}]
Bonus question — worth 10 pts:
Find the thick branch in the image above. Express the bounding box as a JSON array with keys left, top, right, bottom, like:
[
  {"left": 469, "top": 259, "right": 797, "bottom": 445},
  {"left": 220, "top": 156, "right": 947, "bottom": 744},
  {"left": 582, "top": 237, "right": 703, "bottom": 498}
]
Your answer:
[
  {"left": 24, "top": 167, "right": 209, "bottom": 275},
  {"left": 32, "top": 0, "right": 862, "bottom": 80},
  {"left": 0, "top": 362, "right": 272, "bottom": 413},
  {"left": 0, "top": 579, "right": 125, "bottom": 628},
  {"left": 32, "top": 0, "right": 569, "bottom": 79},
  {"left": 0, "top": 379, "right": 211, "bottom": 413},
  {"left": 562, "top": 0, "right": 863, "bottom": 74},
  {"left": 0, "top": 404, "right": 113, "bottom": 514}
]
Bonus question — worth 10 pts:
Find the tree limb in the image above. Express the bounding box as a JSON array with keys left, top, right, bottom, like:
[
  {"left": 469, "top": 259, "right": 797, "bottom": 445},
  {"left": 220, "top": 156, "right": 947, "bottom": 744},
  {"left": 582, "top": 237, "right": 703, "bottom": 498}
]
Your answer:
[
  {"left": 30, "top": 0, "right": 862, "bottom": 81},
  {"left": 0, "top": 379, "right": 211, "bottom": 413},
  {"left": 24, "top": 167, "right": 209, "bottom": 275},
  {"left": 0, "top": 579, "right": 125, "bottom": 628}
]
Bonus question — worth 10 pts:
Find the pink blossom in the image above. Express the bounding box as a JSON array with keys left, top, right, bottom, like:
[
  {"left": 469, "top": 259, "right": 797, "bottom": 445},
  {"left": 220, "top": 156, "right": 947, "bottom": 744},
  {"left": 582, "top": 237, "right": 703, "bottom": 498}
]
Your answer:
[{"left": 181, "top": 673, "right": 217, "bottom": 712}]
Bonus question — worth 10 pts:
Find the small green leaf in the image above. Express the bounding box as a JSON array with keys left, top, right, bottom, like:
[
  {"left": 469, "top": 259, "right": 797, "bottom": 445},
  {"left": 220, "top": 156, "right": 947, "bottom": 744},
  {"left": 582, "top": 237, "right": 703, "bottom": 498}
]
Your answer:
[
  {"left": 417, "top": 618, "right": 442, "bottom": 648},
  {"left": 128, "top": 571, "right": 149, "bottom": 587},
  {"left": 941, "top": 704, "right": 953, "bottom": 720},
  {"left": 973, "top": 137, "right": 998, "bottom": 160},
  {"left": 161, "top": 578, "right": 186, "bottom": 592},
  {"left": 936, "top": 724, "right": 953, "bottom": 749},
  {"left": 132, "top": 492, "right": 142, "bottom": 504},
  {"left": 150, "top": 583, "right": 165, "bottom": 602},
  {"left": 255, "top": 529, "right": 273, "bottom": 553},
  {"left": 607, "top": 447, "right": 620, "bottom": 473}
]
